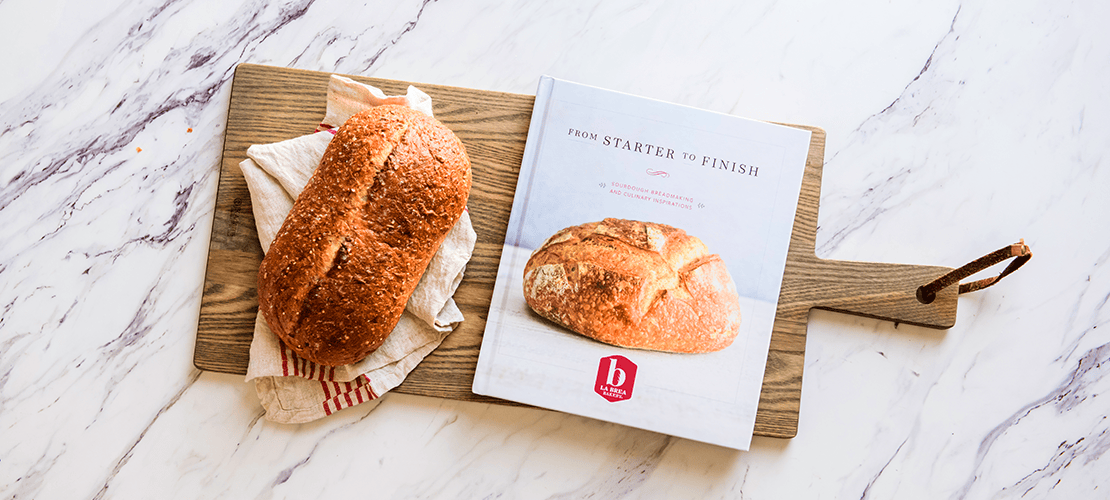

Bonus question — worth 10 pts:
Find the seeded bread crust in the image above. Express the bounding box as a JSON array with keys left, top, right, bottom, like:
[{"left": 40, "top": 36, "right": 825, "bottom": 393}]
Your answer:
[
  {"left": 258, "top": 105, "right": 471, "bottom": 366},
  {"left": 522, "top": 219, "right": 741, "bottom": 353}
]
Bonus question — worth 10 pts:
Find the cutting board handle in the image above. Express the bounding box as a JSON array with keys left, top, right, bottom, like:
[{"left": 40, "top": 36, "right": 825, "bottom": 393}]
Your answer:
[
  {"left": 816, "top": 259, "right": 958, "bottom": 328},
  {"left": 779, "top": 256, "right": 959, "bottom": 329},
  {"left": 780, "top": 238, "right": 1031, "bottom": 330}
]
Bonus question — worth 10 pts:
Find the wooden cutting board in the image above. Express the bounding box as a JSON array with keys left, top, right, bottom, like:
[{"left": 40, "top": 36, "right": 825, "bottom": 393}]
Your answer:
[{"left": 194, "top": 63, "right": 958, "bottom": 439}]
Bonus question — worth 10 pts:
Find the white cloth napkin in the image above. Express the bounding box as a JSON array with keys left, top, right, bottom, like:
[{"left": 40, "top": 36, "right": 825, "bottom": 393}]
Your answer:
[{"left": 241, "top": 75, "right": 476, "bottom": 423}]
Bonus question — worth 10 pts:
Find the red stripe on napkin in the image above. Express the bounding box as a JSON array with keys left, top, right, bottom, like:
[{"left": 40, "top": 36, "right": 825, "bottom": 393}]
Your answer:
[
  {"left": 319, "top": 375, "right": 378, "bottom": 416},
  {"left": 364, "top": 374, "right": 378, "bottom": 398},
  {"left": 276, "top": 339, "right": 383, "bottom": 417},
  {"left": 321, "top": 381, "right": 333, "bottom": 416}
]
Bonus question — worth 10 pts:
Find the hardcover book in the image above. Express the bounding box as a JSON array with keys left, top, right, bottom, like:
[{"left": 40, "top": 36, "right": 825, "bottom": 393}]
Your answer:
[{"left": 472, "top": 76, "right": 811, "bottom": 450}]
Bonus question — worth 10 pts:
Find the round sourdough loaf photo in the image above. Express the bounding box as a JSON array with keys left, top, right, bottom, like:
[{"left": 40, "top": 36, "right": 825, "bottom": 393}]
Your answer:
[
  {"left": 257, "top": 104, "right": 471, "bottom": 366},
  {"left": 522, "top": 218, "right": 742, "bottom": 353}
]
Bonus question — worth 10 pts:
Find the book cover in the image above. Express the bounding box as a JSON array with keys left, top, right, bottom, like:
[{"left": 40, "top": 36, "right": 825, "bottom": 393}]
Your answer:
[{"left": 473, "top": 76, "right": 811, "bottom": 450}]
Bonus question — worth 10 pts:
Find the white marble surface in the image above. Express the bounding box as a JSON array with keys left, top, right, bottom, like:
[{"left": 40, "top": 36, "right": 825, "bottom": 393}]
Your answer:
[{"left": 1, "top": 0, "right": 1107, "bottom": 498}]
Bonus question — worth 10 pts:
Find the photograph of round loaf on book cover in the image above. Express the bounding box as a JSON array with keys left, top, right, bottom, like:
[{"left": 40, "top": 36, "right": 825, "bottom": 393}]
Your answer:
[
  {"left": 472, "top": 75, "right": 813, "bottom": 451},
  {"left": 522, "top": 218, "right": 742, "bottom": 354}
]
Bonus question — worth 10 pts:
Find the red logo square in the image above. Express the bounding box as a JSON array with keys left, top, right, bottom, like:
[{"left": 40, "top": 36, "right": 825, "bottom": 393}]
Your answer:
[{"left": 595, "top": 355, "right": 637, "bottom": 402}]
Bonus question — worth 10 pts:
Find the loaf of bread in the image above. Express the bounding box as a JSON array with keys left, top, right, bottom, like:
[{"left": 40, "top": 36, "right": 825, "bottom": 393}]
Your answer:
[
  {"left": 522, "top": 219, "right": 741, "bottom": 353},
  {"left": 258, "top": 104, "right": 471, "bottom": 366}
]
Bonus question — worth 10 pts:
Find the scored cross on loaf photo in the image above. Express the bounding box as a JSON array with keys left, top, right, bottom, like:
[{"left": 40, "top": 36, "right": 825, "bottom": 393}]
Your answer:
[{"left": 522, "top": 218, "right": 742, "bottom": 353}]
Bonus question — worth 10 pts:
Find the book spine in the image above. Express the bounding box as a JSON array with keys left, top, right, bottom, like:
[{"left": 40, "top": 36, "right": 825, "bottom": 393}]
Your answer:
[
  {"left": 504, "top": 75, "right": 555, "bottom": 247},
  {"left": 471, "top": 76, "right": 556, "bottom": 396}
]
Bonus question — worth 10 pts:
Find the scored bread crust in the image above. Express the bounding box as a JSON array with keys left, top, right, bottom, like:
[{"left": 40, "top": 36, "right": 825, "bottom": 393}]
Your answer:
[
  {"left": 258, "top": 105, "right": 471, "bottom": 366},
  {"left": 522, "top": 218, "right": 741, "bottom": 353}
]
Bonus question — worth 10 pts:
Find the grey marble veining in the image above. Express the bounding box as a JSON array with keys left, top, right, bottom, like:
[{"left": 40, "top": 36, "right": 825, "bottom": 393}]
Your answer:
[{"left": 1, "top": 0, "right": 1108, "bottom": 498}]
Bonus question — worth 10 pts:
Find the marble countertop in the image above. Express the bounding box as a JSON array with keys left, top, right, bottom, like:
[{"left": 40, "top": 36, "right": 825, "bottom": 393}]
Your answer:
[{"left": 3, "top": 0, "right": 1108, "bottom": 498}]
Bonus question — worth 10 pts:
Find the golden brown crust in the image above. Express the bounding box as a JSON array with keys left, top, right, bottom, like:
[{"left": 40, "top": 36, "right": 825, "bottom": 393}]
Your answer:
[
  {"left": 523, "top": 219, "right": 741, "bottom": 353},
  {"left": 257, "top": 105, "right": 471, "bottom": 366}
]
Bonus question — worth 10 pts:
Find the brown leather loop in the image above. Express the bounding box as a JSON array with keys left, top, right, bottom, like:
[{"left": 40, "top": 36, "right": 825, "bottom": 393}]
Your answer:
[{"left": 916, "top": 240, "right": 1032, "bottom": 304}]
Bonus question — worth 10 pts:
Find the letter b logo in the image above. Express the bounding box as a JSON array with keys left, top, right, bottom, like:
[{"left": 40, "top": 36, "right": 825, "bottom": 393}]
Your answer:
[
  {"left": 594, "top": 355, "right": 637, "bottom": 402},
  {"left": 606, "top": 359, "right": 626, "bottom": 386}
]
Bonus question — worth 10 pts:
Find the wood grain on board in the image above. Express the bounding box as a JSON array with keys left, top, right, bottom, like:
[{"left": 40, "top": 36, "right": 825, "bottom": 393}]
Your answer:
[{"left": 194, "top": 63, "right": 958, "bottom": 439}]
